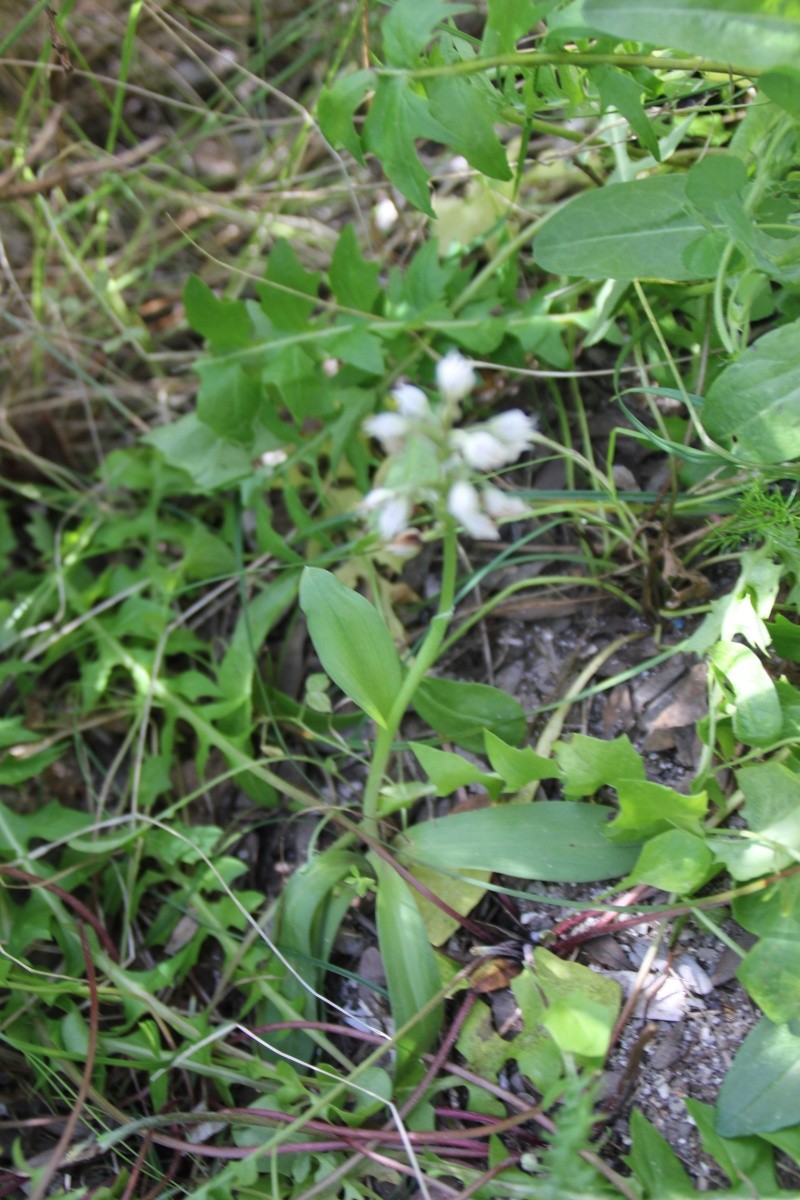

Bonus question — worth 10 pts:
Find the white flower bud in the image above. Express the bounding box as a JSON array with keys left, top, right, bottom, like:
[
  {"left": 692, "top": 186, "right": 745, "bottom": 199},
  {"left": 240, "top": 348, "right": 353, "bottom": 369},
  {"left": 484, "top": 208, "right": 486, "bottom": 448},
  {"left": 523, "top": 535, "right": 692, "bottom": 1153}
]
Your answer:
[
  {"left": 483, "top": 485, "right": 529, "bottom": 520},
  {"left": 454, "top": 429, "right": 511, "bottom": 471},
  {"left": 259, "top": 448, "right": 288, "bottom": 469},
  {"left": 447, "top": 480, "right": 500, "bottom": 540},
  {"left": 363, "top": 411, "right": 408, "bottom": 453},
  {"left": 486, "top": 409, "right": 537, "bottom": 461},
  {"left": 391, "top": 383, "right": 430, "bottom": 419},
  {"left": 373, "top": 196, "right": 399, "bottom": 233},
  {"left": 436, "top": 350, "right": 477, "bottom": 403}
]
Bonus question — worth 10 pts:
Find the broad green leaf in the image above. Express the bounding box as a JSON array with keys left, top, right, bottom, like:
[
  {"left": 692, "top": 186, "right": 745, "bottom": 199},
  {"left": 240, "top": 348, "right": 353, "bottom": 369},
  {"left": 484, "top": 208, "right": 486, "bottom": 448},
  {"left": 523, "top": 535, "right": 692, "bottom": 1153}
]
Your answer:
[
  {"left": 710, "top": 641, "right": 783, "bottom": 745},
  {"left": 373, "top": 857, "right": 443, "bottom": 1075},
  {"left": 629, "top": 828, "right": 715, "bottom": 893},
  {"left": 408, "top": 861, "right": 490, "bottom": 946},
  {"left": 329, "top": 224, "right": 381, "bottom": 312},
  {"left": 593, "top": 65, "right": 661, "bottom": 159},
  {"left": 484, "top": 730, "right": 558, "bottom": 791},
  {"left": 685, "top": 153, "right": 748, "bottom": 216},
  {"left": 363, "top": 77, "right": 452, "bottom": 216},
  {"left": 701, "top": 320, "right": 800, "bottom": 463},
  {"left": 687, "top": 1099, "right": 778, "bottom": 1192},
  {"left": 760, "top": 64, "right": 800, "bottom": 116},
  {"left": 766, "top": 613, "right": 800, "bottom": 661},
  {"left": 582, "top": 0, "right": 800, "bottom": 71},
  {"left": 413, "top": 677, "right": 526, "bottom": 752},
  {"left": 606, "top": 780, "right": 707, "bottom": 842},
  {"left": 740, "top": 761, "right": 800, "bottom": 850},
  {"left": 717, "top": 1017, "right": 800, "bottom": 1136},
  {"left": 410, "top": 742, "right": 495, "bottom": 795},
  {"left": 183, "top": 275, "right": 254, "bottom": 351},
  {"left": 555, "top": 733, "right": 645, "bottom": 799},
  {"left": 258, "top": 240, "right": 321, "bottom": 331},
  {"left": 535, "top": 174, "right": 724, "bottom": 281},
  {"left": 269, "top": 849, "right": 365, "bottom": 1057},
  {"left": 317, "top": 69, "right": 373, "bottom": 163},
  {"left": 626, "top": 1108, "right": 694, "bottom": 1198},
  {"left": 299, "top": 568, "right": 404, "bottom": 727},
  {"left": 738, "top": 938, "right": 800, "bottom": 1023},
  {"left": 734, "top": 872, "right": 800, "bottom": 938},
  {"left": 398, "top": 801, "right": 638, "bottom": 881}
]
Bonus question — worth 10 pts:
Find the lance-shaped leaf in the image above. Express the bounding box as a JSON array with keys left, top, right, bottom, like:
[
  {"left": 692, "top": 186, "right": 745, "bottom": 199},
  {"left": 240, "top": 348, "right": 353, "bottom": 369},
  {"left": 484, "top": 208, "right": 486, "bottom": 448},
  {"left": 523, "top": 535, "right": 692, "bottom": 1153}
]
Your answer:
[{"left": 299, "top": 568, "right": 404, "bottom": 726}]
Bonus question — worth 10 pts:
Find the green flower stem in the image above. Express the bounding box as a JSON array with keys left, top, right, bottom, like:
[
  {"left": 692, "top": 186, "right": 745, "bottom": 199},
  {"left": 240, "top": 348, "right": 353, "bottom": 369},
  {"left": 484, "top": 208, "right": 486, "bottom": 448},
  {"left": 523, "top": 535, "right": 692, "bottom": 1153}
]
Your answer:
[
  {"left": 377, "top": 51, "right": 762, "bottom": 81},
  {"left": 361, "top": 520, "right": 459, "bottom": 837}
]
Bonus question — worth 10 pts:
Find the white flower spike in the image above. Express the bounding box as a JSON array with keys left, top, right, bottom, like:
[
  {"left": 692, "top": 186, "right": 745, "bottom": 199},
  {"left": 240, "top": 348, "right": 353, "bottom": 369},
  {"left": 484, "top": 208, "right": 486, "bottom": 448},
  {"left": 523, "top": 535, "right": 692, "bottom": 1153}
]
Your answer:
[{"left": 436, "top": 350, "right": 477, "bottom": 404}]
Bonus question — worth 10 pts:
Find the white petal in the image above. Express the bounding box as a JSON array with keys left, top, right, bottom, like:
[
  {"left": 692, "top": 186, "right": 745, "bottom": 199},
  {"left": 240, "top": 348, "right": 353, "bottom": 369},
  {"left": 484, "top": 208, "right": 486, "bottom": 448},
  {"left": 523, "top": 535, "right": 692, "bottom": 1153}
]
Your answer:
[
  {"left": 376, "top": 495, "right": 411, "bottom": 540},
  {"left": 483, "top": 486, "right": 528, "bottom": 519},
  {"left": 488, "top": 409, "right": 537, "bottom": 449},
  {"left": 391, "top": 383, "right": 430, "bottom": 419},
  {"left": 456, "top": 430, "right": 513, "bottom": 471},
  {"left": 360, "top": 486, "right": 394, "bottom": 512},
  {"left": 447, "top": 481, "right": 499, "bottom": 539},
  {"left": 363, "top": 412, "right": 408, "bottom": 452},
  {"left": 436, "top": 350, "right": 477, "bottom": 403}
]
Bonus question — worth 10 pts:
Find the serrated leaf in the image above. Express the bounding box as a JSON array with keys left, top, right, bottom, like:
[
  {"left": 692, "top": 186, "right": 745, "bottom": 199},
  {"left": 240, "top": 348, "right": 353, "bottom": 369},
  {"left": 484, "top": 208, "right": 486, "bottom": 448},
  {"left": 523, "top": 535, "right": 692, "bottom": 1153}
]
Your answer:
[
  {"left": 258, "top": 240, "right": 321, "bottom": 331},
  {"left": 183, "top": 275, "right": 254, "bottom": 351},
  {"left": 482, "top": 0, "right": 544, "bottom": 55},
  {"left": 398, "top": 802, "right": 638, "bottom": 881},
  {"left": 317, "top": 69, "right": 373, "bottom": 163},
  {"left": 582, "top": 0, "right": 800, "bottom": 71},
  {"left": 701, "top": 320, "right": 800, "bottom": 464},
  {"left": 144, "top": 412, "right": 253, "bottom": 492},
  {"left": 717, "top": 1017, "right": 800, "bottom": 1136},
  {"left": 195, "top": 359, "right": 261, "bottom": 443},
  {"left": 593, "top": 65, "right": 661, "bottom": 159},
  {"left": 413, "top": 677, "right": 526, "bottom": 752},
  {"left": 382, "top": 0, "right": 465, "bottom": 66},
  {"left": 426, "top": 73, "right": 511, "bottom": 180},
  {"left": 535, "top": 947, "right": 620, "bottom": 1059},
  {"left": 410, "top": 742, "right": 494, "bottom": 795},
  {"left": 363, "top": 77, "right": 452, "bottom": 216},
  {"left": 329, "top": 225, "right": 381, "bottom": 311},
  {"left": 373, "top": 857, "right": 443, "bottom": 1074},
  {"left": 555, "top": 732, "right": 645, "bottom": 799},
  {"left": 299, "top": 568, "right": 404, "bottom": 727},
  {"left": 606, "top": 780, "right": 707, "bottom": 842},
  {"left": 536, "top": 174, "right": 724, "bottom": 281},
  {"left": 626, "top": 1108, "right": 695, "bottom": 1197},
  {"left": 484, "top": 730, "right": 557, "bottom": 791},
  {"left": 710, "top": 641, "right": 783, "bottom": 745}
]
